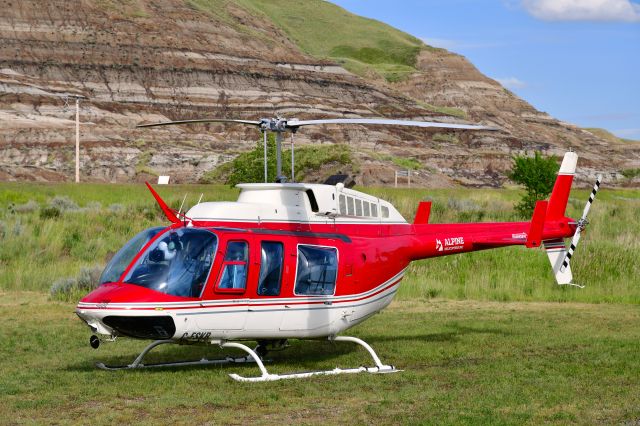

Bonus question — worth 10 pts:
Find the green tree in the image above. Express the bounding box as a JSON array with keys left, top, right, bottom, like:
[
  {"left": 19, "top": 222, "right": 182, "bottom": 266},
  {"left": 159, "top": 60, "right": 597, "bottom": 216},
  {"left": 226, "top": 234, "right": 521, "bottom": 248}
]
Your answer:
[
  {"left": 226, "top": 133, "right": 280, "bottom": 185},
  {"left": 201, "top": 133, "right": 352, "bottom": 186},
  {"left": 508, "top": 151, "right": 559, "bottom": 218}
]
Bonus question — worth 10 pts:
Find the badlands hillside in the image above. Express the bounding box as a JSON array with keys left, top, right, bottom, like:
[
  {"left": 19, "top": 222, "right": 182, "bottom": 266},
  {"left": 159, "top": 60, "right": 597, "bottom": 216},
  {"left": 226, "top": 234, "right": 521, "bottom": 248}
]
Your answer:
[{"left": 1, "top": 0, "right": 638, "bottom": 186}]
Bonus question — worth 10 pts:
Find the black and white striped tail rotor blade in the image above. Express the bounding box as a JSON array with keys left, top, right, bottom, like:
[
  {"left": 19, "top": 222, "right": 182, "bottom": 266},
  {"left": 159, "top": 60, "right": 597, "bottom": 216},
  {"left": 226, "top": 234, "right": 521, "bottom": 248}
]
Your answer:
[{"left": 560, "top": 174, "right": 602, "bottom": 273}]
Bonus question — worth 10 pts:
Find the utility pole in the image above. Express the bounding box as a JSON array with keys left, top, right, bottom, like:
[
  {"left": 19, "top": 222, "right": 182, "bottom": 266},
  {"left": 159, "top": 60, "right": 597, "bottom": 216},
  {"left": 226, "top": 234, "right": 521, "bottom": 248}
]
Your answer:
[
  {"left": 75, "top": 97, "right": 80, "bottom": 183},
  {"left": 61, "top": 93, "right": 86, "bottom": 183}
]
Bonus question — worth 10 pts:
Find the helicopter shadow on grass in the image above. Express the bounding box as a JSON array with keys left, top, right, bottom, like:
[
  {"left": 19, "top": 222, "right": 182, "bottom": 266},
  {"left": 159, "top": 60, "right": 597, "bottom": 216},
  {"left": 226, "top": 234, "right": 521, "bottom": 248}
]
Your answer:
[
  {"left": 65, "top": 326, "right": 513, "bottom": 373},
  {"left": 64, "top": 338, "right": 360, "bottom": 373}
]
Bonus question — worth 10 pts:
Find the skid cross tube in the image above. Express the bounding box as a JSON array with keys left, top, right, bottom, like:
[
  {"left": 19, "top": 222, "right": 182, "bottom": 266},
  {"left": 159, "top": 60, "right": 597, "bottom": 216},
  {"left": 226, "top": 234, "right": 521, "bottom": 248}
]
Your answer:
[{"left": 226, "top": 335, "right": 399, "bottom": 382}]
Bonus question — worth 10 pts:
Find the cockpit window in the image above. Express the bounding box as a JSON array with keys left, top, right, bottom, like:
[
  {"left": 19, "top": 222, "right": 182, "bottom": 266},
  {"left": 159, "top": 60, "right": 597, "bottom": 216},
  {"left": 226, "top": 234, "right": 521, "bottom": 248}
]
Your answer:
[
  {"left": 123, "top": 228, "right": 217, "bottom": 298},
  {"left": 99, "top": 226, "right": 164, "bottom": 285}
]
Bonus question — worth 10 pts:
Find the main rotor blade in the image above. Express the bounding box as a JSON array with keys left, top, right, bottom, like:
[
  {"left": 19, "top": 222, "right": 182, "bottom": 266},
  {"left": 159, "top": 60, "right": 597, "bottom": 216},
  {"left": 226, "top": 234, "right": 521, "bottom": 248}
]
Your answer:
[
  {"left": 136, "top": 119, "right": 262, "bottom": 128},
  {"left": 285, "top": 118, "right": 497, "bottom": 131}
]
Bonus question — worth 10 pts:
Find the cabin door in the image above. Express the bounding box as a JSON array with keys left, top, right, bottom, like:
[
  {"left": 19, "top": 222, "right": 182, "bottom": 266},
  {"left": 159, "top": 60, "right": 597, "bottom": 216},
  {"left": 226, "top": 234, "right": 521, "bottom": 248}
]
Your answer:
[
  {"left": 196, "top": 238, "right": 251, "bottom": 331},
  {"left": 244, "top": 240, "right": 286, "bottom": 331}
]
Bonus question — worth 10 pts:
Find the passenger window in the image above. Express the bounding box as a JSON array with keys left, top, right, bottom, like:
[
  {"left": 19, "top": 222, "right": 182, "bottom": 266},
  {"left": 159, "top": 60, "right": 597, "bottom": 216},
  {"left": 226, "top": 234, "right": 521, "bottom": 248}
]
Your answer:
[
  {"left": 347, "top": 197, "right": 355, "bottom": 216},
  {"left": 339, "top": 195, "right": 346, "bottom": 215},
  {"left": 295, "top": 245, "right": 338, "bottom": 296},
  {"left": 217, "top": 241, "right": 248, "bottom": 291},
  {"left": 355, "top": 199, "right": 362, "bottom": 216},
  {"left": 371, "top": 203, "right": 378, "bottom": 217},
  {"left": 381, "top": 206, "right": 389, "bottom": 218},
  {"left": 258, "top": 242, "right": 283, "bottom": 296},
  {"left": 363, "top": 202, "right": 370, "bottom": 217}
]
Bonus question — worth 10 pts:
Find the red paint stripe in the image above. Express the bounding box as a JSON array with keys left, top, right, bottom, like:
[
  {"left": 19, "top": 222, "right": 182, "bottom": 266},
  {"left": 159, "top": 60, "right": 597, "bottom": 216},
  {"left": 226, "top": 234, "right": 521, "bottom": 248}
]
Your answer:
[{"left": 79, "top": 278, "right": 402, "bottom": 311}]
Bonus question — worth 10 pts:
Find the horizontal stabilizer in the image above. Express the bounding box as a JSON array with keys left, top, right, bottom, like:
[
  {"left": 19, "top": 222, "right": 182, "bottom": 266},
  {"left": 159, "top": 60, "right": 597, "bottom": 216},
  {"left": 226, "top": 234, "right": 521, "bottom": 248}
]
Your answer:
[{"left": 526, "top": 200, "right": 547, "bottom": 248}]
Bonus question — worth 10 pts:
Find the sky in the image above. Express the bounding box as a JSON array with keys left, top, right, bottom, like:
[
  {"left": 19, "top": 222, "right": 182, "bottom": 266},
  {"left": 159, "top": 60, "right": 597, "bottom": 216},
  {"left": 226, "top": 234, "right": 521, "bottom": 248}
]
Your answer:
[{"left": 331, "top": 0, "right": 640, "bottom": 140}]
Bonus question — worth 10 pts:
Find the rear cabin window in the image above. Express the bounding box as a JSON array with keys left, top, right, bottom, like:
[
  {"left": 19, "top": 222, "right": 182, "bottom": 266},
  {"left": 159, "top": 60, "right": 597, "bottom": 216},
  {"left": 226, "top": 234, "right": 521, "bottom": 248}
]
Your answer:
[
  {"left": 381, "top": 206, "right": 390, "bottom": 218},
  {"left": 217, "top": 241, "right": 248, "bottom": 291},
  {"left": 355, "top": 199, "right": 362, "bottom": 216},
  {"left": 339, "top": 195, "right": 346, "bottom": 215},
  {"left": 347, "top": 197, "right": 355, "bottom": 216},
  {"left": 294, "top": 245, "right": 338, "bottom": 296},
  {"left": 257, "top": 242, "right": 284, "bottom": 296}
]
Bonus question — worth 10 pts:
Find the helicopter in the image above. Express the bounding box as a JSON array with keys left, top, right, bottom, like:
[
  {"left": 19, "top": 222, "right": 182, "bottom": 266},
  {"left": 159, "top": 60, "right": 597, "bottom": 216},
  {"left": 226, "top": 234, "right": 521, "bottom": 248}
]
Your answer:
[{"left": 75, "top": 117, "right": 602, "bottom": 382}]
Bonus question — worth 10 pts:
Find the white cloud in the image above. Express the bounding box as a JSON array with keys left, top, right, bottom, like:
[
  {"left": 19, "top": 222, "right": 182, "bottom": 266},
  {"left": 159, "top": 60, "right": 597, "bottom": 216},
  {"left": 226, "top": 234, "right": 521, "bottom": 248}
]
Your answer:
[
  {"left": 495, "top": 77, "right": 528, "bottom": 89},
  {"left": 522, "top": 0, "right": 640, "bottom": 22}
]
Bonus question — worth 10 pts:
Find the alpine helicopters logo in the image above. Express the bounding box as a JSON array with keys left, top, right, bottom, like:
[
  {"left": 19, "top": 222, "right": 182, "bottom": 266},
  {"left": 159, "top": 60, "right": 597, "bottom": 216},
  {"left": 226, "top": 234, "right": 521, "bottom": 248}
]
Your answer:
[{"left": 436, "top": 236, "right": 465, "bottom": 252}]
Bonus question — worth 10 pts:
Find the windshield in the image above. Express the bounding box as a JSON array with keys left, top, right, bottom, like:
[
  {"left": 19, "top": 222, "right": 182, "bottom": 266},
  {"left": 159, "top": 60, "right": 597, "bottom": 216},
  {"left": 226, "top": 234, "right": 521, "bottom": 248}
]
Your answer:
[
  {"left": 99, "top": 227, "right": 165, "bottom": 285},
  {"left": 123, "top": 228, "right": 217, "bottom": 298}
]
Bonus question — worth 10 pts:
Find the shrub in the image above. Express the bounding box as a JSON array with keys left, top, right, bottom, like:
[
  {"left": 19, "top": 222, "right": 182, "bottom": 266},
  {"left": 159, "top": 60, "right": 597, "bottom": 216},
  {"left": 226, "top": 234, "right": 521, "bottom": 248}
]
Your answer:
[
  {"left": 508, "top": 151, "right": 559, "bottom": 218},
  {"left": 621, "top": 168, "right": 640, "bottom": 179},
  {"left": 50, "top": 265, "right": 103, "bottom": 302},
  {"left": 40, "top": 205, "right": 61, "bottom": 219},
  {"left": 50, "top": 196, "right": 80, "bottom": 212},
  {"left": 204, "top": 133, "right": 352, "bottom": 186},
  {"left": 13, "top": 200, "right": 39, "bottom": 213}
]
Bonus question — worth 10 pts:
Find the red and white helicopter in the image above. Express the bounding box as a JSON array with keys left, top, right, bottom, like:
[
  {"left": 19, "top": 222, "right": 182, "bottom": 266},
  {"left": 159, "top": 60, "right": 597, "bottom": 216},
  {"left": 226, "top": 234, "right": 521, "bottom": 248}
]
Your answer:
[{"left": 76, "top": 117, "right": 602, "bottom": 382}]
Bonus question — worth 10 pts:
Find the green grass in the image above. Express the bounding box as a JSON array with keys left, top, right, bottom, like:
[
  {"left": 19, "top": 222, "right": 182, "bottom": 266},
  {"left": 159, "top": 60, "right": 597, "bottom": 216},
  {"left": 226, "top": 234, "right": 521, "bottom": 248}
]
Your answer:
[
  {"left": 1, "top": 183, "right": 638, "bottom": 303},
  {"left": 622, "top": 168, "right": 640, "bottom": 179},
  {"left": 238, "top": 0, "right": 423, "bottom": 81},
  {"left": 1, "top": 293, "right": 639, "bottom": 424},
  {"left": 417, "top": 101, "right": 468, "bottom": 119},
  {"left": 367, "top": 151, "right": 423, "bottom": 170}
]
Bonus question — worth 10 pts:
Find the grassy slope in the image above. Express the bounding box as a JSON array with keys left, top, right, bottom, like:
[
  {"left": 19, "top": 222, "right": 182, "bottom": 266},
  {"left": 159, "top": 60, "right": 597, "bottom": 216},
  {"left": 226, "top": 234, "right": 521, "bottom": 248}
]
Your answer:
[
  {"left": 1, "top": 293, "right": 639, "bottom": 424},
  {"left": 584, "top": 127, "right": 639, "bottom": 144},
  {"left": 238, "top": 0, "right": 425, "bottom": 82},
  {"left": 0, "top": 183, "right": 638, "bottom": 303}
]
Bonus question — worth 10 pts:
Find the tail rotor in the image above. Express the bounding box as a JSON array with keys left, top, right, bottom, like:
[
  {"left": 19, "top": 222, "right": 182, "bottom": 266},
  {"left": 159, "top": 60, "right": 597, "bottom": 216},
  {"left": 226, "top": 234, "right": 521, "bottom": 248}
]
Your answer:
[{"left": 560, "top": 174, "right": 603, "bottom": 273}]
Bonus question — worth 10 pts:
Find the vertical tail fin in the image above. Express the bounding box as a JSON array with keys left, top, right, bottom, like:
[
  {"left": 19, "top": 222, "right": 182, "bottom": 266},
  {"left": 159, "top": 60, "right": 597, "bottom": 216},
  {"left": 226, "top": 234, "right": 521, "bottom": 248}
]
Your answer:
[
  {"left": 547, "top": 151, "right": 578, "bottom": 219},
  {"left": 543, "top": 151, "right": 579, "bottom": 286}
]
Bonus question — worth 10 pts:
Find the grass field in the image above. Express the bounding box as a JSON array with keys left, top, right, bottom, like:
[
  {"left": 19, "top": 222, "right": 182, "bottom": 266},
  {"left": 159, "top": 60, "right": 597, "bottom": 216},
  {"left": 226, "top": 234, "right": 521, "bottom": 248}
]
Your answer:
[
  {"left": 1, "top": 182, "right": 639, "bottom": 424},
  {"left": 237, "top": 0, "right": 425, "bottom": 81},
  {"left": 1, "top": 293, "right": 639, "bottom": 425}
]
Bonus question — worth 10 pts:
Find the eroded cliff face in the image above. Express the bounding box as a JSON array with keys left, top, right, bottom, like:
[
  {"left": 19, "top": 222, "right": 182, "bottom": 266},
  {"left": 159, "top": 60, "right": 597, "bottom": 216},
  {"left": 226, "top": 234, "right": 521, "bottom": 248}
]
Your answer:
[{"left": 1, "top": 0, "right": 637, "bottom": 186}]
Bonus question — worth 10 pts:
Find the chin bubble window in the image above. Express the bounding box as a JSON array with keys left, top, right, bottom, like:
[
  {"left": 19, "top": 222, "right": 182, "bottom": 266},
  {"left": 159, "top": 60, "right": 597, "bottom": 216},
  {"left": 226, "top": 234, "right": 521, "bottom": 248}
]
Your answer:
[{"left": 123, "top": 229, "right": 217, "bottom": 298}]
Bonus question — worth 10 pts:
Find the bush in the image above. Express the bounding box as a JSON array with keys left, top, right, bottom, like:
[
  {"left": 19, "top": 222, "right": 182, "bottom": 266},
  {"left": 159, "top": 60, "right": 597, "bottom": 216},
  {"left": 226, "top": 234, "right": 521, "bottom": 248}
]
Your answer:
[
  {"left": 50, "top": 196, "right": 80, "bottom": 212},
  {"left": 40, "top": 205, "right": 61, "bottom": 219},
  {"left": 203, "top": 133, "right": 352, "bottom": 186},
  {"left": 50, "top": 266, "right": 103, "bottom": 302},
  {"left": 13, "top": 200, "right": 39, "bottom": 213},
  {"left": 508, "top": 151, "right": 559, "bottom": 218},
  {"left": 621, "top": 168, "right": 640, "bottom": 179}
]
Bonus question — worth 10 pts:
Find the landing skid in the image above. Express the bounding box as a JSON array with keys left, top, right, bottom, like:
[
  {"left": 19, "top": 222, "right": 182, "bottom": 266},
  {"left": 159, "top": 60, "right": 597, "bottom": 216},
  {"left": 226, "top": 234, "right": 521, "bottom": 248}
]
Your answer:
[
  {"left": 95, "top": 339, "right": 259, "bottom": 371},
  {"left": 95, "top": 335, "right": 399, "bottom": 381},
  {"left": 228, "top": 336, "right": 399, "bottom": 382}
]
